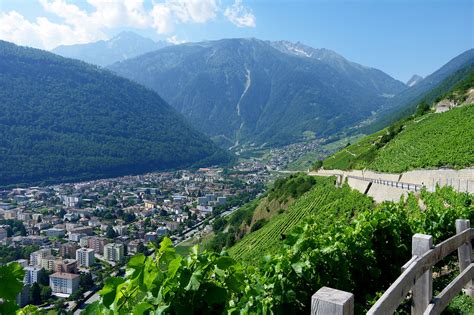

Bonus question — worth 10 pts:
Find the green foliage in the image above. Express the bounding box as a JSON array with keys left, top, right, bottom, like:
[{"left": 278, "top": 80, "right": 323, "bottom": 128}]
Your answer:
[
  {"left": 268, "top": 173, "right": 317, "bottom": 202},
  {"left": 369, "top": 105, "right": 474, "bottom": 172},
  {"left": 212, "top": 217, "right": 227, "bottom": 233},
  {"left": 0, "top": 262, "right": 25, "bottom": 314},
  {"left": 84, "top": 238, "right": 248, "bottom": 314},
  {"left": 29, "top": 283, "right": 42, "bottom": 305},
  {"left": 415, "top": 100, "right": 431, "bottom": 117},
  {"left": 311, "top": 160, "right": 323, "bottom": 170},
  {"left": 324, "top": 104, "right": 474, "bottom": 172},
  {"left": 0, "top": 40, "right": 233, "bottom": 186},
  {"left": 0, "top": 244, "right": 39, "bottom": 265},
  {"left": 250, "top": 218, "right": 267, "bottom": 232},
  {"left": 228, "top": 177, "right": 374, "bottom": 264},
  {"left": 0, "top": 219, "right": 27, "bottom": 237}
]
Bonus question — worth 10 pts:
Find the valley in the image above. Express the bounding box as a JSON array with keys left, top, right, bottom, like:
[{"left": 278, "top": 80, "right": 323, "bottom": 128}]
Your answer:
[{"left": 0, "top": 2, "right": 473, "bottom": 313}]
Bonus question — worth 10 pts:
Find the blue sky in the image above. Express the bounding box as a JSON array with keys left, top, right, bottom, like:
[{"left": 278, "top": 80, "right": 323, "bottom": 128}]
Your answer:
[{"left": 0, "top": 0, "right": 472, "bottom": 82}]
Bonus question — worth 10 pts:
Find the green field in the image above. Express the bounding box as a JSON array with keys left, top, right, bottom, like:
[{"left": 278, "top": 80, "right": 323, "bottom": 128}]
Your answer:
[
  {"left": 228, "top": 177, "right": 373, "bottom": 263},
  {"left": 323, "top": 104, "right": 474, "bottom": 172},
  {"left": 370, "top": 105, "right": 474, "bottom": 172}
]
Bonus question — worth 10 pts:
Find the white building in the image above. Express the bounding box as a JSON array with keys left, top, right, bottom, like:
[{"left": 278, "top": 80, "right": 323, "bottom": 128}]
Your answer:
[
  {"left": 43, "top": 227, "right": 66, "bottom": 238},
  {"left": 24, "top": 266, "right": 43, "bottom": 285},
  {"left": 49, "top": 272, "right": 80, "bottom": 295},
  {"left": 30, "top": 248, "right": 51, "bottom": 266},
  {"left": 113, "top": 225, "right": 127, "bottom": 236},
  {"left": 76, "top": 248, "right": 95, "bottom": 267},
  {"left": 0, "top": 227, "right": 7, "bottom": 244},
  {"left": 104, "top": 243, "right": 124, "bottom": 262}
]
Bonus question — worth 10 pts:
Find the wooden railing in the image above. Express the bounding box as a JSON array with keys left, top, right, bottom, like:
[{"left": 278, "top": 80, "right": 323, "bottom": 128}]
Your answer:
[{"left": 311, "top": 219, "right": 474, "bottom": 315}]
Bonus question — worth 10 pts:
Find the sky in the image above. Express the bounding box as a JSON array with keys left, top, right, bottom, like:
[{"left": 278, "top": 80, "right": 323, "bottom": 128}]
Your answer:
[{"left": 0, "top": 0, "right": 472, "bottom": 82}]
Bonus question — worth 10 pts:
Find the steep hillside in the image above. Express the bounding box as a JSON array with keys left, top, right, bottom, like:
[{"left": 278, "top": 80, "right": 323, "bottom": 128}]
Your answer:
[
  {"left": 227, "top": 177, "right": 374, "bottom": 263},
  {"left": 52, "top": 31, "right": 168, "bottom": 67},
  {"left": 207, "top": 173, "right": 319, "bottom": 252},
  {"left": 364, "top": 49, "right": 474, "bottom": 133},
  {"left": 323, "top": 70, "right": 474, "bottom": 172},
  {"left": 108, "top": 38, "right": 405, "bottom": 147},
  {"left": 0, "top": 41, "right": 232, "bottom": 186}
]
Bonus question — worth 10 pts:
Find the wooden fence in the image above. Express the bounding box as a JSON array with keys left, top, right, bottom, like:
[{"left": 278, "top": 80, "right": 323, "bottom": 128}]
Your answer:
[{"left": 311, "top": 219, "right": 474, "bottom": 315}]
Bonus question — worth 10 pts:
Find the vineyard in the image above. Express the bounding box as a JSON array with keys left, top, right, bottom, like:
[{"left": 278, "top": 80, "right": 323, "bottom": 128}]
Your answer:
[
  {"left": 228, "top": 177, "right": 374, "bottom": 263},
  {"left": 369, "top": 104, "right": 474, "bottom": 172},
  {"left": 323, "top": 103, "right": 474, "bottom": 172}
]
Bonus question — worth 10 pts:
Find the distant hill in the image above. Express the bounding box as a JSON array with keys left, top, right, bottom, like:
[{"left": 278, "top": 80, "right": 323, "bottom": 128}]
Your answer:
[
  {"left": 52, "top": 31, "right": 168, "bottom": 67},
  {"left": 363, "top": 49, "right": 474, "bottom": 133},
  {"left": 0, "top": 40, "right": 232, "bottom": 186},
  {"left": 108, "top": 38, "right": 405, "bottom": 148},
  {"left": 322, "top": 69, "right": 474, "bottom": 172}
]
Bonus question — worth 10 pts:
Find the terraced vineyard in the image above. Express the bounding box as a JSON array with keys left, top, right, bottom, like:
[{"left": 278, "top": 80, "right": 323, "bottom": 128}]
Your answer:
[
  {"left": 369, "top": 104, "right": 474, "bottom": 172},
  {"left": 322, "top": 129, "right": 385, "bottom": 170},
  {"left": 228, "top": 177, "right": 373, "bottom": 263},
  {"left": 323, "top": 104, "right": 474, "bottom": 172}
]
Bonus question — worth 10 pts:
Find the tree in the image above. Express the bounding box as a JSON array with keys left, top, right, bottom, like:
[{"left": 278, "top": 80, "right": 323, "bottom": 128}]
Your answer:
[
  {"left": 137, "top": 242, "right": 147, "bottom": 254},
  {"left": 80, "top": 273, "right": 94, "bottom": 291},
  {"left": 29, "top": 283, "right": 42, "bottom": 305},
  {"left": 37, "top": 269, "right": 50, "bottom": 286},
  {"left": 415, "top": 100, "right": 431, "bottom": 116},
  {"left": 106, "top": 225, "right": 117, "bottom": 239},
  {"left": 312, "top": 160, "right": 323, "bottom": 170},
  {"left": 40, "top": 285, "right": 52, "bottom": 302},
  {"left": 212, "top": 217, "right": 227, "bottom": 233}
]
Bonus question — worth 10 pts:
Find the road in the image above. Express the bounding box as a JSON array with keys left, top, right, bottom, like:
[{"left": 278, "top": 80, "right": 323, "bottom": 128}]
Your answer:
[{"left": 174, "top": 206, "right": 239, "bottom": 246}]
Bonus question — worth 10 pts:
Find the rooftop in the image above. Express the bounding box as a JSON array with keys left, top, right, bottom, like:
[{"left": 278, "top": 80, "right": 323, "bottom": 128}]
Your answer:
[{"left": 50, "top": 272, "right": 79, "bottom": 280}]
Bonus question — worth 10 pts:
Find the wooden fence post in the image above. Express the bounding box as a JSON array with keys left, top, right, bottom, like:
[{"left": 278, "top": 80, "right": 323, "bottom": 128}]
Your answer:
[
  {"left": 412, "top": 234, "right": 433, "bottom": 315},
  {"left": 311, "top": 287, "right": 354, "bottom": 315},
  {"left": 455, "top": 219, "right": 474, "bottom": 297}
]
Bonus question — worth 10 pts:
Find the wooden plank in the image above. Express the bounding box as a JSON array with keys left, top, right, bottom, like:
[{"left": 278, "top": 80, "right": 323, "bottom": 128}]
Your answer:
[
  {"left": 311, "top": 287, "right": 354, "bottom": 315},
  {"left": 423, "top": 264, "right": 474, "bottom": 315},
  {"left": 456, "top": 220, "right": 473, "bottom": 297},
  {"left": 412, "top": 234, "right": 433, "bottom": 315},
  {"left": 367, "top": 229, "right": 473, "bottom": 315},
  {"left": 401, "top": 255, "right": 417, "bottom": 272}
]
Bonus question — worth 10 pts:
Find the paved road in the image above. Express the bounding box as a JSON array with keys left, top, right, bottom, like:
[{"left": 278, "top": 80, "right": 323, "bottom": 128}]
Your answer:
[{"left": 174, "top": 206, "right": 239, "bottom": 246}]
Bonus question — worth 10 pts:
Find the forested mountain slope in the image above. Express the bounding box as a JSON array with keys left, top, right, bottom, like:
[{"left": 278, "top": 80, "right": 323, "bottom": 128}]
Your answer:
[
  {"left": 0, "top": 41, "right": 232, "bottom": 186},
  {"left": 109, "top": 38, "right": 406, "bottom": 147}
]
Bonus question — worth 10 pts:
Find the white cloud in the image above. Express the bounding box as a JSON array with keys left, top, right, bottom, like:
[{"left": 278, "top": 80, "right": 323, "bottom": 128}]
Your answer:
[
  {"left": 166, "top": 35, "right": 186, "bottom": 44},
  {"left": 150, "top": 0, "right": 218, "bottom": 34},
  {"left": 0, "top": 0, "right": 256, "bottom": 50},
  {"left": 224, "top": 0, "right": 256, "bottom": 28},
  {"left": 0, "top": 10, "right": 103, "bottom": 50}
]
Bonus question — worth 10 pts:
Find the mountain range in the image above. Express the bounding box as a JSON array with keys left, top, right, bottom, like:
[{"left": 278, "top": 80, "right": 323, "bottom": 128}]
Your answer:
[
  {"left": 52, "top": 31, "right": 169, "bottom": 67},
  {"left": 364, "top": 48, "right": 474, "bottom": 133},
  {"left": 108, "top": 38, "right": 407, "bottom": 148},
  {"left": 0, "top": 40, "right": 231, "bottom": 186}
]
